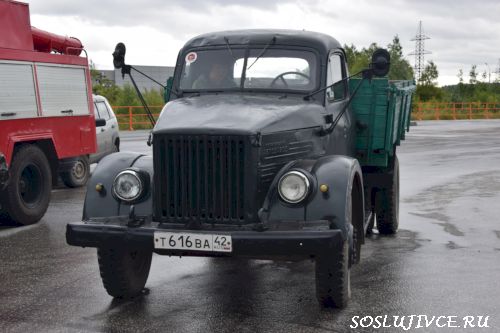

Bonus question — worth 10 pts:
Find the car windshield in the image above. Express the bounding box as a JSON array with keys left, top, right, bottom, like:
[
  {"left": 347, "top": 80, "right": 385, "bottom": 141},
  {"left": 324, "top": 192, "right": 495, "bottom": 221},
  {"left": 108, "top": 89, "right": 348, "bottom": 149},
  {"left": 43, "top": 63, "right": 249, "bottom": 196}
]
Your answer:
[{"left": 179, "top": 48, "right": 318, "bottom": 92}]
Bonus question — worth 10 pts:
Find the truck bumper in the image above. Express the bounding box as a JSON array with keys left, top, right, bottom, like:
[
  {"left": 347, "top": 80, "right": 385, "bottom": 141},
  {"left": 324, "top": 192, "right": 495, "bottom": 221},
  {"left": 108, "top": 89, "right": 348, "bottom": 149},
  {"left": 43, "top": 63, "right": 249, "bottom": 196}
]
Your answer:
[
  {"left": 0, "top": 153, "right": 8, "bottom": 190},
  {"left": 66, "top": 219, "right": 344, "bottom": 258}
]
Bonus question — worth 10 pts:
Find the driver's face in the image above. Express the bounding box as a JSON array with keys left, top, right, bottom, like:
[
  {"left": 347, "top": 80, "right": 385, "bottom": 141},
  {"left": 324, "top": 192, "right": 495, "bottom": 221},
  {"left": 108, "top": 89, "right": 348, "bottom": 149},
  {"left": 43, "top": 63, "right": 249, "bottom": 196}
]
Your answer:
[{"left": 209, "top": 63, "right": 229, "bottom": 83}]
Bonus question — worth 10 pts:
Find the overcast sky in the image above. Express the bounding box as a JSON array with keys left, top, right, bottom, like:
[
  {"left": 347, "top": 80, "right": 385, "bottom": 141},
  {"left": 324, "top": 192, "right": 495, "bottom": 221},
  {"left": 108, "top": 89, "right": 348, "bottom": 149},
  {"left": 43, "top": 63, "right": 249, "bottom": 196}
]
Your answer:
[{"left": 26, "top": 0, "right": 500, "bottom": 86}]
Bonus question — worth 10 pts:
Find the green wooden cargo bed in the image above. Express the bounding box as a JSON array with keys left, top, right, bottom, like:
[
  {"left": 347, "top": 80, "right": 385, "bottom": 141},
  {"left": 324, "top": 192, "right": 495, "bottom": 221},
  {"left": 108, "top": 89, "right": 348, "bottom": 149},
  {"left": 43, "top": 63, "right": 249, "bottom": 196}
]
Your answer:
[{"left": 349, "top": 78, "right": 416, "bottom": 168}]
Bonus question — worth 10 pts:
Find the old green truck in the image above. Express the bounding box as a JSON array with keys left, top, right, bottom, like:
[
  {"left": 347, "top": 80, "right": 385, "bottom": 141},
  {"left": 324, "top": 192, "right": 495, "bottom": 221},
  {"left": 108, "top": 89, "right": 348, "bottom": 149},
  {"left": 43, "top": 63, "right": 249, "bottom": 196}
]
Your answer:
[{"left": 67, "top": 29, "right": 415, "bottom": 308}]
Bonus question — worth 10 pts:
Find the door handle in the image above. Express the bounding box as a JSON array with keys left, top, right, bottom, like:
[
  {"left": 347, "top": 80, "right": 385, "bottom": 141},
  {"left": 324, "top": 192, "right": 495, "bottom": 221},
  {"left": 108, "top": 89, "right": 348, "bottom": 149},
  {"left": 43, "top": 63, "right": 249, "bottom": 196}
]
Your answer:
[
  {"left": 1, "top": 112, "right": 16, "bottom": 117},
  {"left": 111, "top": 125, "right": 115, "bottom": 129},
  {"left": 101, "top": 128, "right": 105, "bottom": 132},
  {"left": 60, "top": 109, "right": 74, "bottom": 114}
]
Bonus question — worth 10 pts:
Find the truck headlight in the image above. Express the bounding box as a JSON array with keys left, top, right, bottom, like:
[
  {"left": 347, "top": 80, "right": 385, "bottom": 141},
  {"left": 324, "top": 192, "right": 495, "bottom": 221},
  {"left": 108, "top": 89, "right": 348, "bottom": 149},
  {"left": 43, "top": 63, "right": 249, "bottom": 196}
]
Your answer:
[
  {"left": 112, "top": 170, "right": 144, "bottom": 202},
  {"left": 278, "top": 170, "right": 311, "bottom": 204}
]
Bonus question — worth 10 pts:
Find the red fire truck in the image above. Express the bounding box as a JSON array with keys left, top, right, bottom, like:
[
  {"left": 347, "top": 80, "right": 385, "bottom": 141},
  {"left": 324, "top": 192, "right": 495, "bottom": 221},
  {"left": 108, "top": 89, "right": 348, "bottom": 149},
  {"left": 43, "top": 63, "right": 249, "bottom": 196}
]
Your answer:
[{"left": 0, "top": 0, "right": 97, "bottom": 225}]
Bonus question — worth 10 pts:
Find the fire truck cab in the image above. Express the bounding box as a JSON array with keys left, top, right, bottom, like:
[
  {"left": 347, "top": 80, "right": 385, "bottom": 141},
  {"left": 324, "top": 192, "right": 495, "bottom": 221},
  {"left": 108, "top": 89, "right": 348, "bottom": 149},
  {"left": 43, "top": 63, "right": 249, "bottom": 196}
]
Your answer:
[{"left": 0, "top": 0, "right": 97, "bottom": 225}]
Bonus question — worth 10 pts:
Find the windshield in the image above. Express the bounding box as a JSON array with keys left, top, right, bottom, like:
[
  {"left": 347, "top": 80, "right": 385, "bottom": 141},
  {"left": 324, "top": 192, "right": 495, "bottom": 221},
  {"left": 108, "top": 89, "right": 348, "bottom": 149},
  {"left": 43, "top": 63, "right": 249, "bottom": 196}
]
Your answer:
[{"left": 179, "top": 48, "right": 318, "bottom": 92}]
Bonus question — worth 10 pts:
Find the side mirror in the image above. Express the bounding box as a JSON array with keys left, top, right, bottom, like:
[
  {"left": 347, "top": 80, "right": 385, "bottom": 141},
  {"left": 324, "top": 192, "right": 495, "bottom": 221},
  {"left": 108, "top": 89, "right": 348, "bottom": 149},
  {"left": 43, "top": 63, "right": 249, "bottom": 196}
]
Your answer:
[
  {"left": 112, "top": 43, "right": 126, "bottom": 69},
  {"left": 95, "top": 118, "right": 106, "bottom": 127},
  {"left": 371, "top": 49, "right": 390, "bottom": 77}
]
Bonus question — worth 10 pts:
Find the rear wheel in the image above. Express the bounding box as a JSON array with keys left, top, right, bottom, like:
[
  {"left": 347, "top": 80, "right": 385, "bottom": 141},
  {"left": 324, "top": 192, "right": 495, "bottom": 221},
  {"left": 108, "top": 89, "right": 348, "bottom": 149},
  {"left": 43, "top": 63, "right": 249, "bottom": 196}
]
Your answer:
[
  {"left": 61, "top": 155, "right": 90, "bottom": 188},
  {"left": 97, "top": 247, "right": 152, "bottom": 299},
  {"left": 1, "top": 145, "right": 52, "bottom": 225},
  {"left": 375, "top": 155, "right": 399, "bottom": 234}
]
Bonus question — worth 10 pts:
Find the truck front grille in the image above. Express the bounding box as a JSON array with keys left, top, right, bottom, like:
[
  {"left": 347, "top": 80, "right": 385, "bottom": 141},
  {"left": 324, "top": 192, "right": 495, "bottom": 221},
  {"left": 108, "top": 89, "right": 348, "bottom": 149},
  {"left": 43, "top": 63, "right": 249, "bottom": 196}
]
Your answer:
[{"left": 154, "top": 134, "right": 249, "bottom": 223}]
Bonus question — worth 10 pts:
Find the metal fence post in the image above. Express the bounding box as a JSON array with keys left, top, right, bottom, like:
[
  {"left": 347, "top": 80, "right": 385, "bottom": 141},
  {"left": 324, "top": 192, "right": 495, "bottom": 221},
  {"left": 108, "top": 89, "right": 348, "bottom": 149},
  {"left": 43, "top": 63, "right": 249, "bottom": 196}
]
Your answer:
[{"left": 129, "top": 106, "right": 134, "bottom": 131}]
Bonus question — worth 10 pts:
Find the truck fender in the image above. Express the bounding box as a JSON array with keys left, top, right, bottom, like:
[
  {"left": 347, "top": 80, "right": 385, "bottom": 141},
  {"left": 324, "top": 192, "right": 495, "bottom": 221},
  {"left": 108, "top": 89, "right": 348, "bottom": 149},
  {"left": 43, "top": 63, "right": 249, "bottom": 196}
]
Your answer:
[
  {"left": 83, "top": 152, "right": 153, "bottom": 220},
  {"left": 260, "top": 155, "right": 364, "bottom": 242},
  {"left": 306, "top": 155, "right": 364, "bottom": 242}
]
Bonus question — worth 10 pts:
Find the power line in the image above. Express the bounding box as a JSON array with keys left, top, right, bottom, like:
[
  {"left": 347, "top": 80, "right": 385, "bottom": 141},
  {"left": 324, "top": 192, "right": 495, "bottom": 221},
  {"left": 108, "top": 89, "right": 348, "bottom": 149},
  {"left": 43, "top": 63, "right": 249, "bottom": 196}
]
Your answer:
[{"left": 409, "top": 21, "right": 431, "bottom": 82}]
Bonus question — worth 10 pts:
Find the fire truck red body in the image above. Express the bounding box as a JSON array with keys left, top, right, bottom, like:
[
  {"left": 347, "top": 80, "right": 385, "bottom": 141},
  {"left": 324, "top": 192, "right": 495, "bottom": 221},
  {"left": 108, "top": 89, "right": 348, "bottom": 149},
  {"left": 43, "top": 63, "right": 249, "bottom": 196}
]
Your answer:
[{"left": 0, "top": 0, "right": 96, "bottom": 225}]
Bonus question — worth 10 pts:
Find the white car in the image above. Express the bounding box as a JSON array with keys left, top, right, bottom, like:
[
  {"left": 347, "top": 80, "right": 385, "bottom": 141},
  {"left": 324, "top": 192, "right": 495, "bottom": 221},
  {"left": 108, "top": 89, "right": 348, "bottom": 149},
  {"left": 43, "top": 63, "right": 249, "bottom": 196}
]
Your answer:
[
  {"left": 60, "top": 95, "right": 120, "bottom": 187},
  {"left": 91, "top": 94, "right": 120, "bottom": 163}
]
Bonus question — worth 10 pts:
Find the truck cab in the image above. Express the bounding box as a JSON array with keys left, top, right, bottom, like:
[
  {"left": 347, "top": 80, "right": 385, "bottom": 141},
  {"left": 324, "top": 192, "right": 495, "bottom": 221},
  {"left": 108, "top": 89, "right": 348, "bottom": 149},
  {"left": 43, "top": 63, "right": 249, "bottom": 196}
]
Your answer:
[{"left": 67, "top": 29, "right": 415, "bottom": 308}]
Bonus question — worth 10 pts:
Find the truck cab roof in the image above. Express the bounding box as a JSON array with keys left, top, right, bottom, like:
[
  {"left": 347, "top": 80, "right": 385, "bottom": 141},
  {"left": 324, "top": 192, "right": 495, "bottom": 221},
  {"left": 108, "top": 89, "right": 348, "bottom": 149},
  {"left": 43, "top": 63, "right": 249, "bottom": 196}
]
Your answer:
[{"left": 182, "top": 29, "right": 342, "bottom": 56}]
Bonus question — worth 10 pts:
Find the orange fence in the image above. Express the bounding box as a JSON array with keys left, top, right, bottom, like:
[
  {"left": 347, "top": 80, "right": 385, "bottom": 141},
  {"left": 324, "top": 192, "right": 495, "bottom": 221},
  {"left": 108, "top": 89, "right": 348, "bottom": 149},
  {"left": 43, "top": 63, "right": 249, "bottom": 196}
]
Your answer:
[
  {"left": 415, "top": 102, "right": 500, "bottom": 120},
  {"left": 113, "top": 106, "right": 162, "bottom": 131},
  {"left": 113, "top": 102, "right": 500, "bottom": 130}
]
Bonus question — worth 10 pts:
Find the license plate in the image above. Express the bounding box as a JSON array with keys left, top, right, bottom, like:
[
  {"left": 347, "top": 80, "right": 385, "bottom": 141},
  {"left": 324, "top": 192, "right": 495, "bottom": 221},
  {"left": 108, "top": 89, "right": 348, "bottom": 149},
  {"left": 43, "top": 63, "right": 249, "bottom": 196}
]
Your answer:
[{"left": 154, "top": 232, "right": 232, "bottom": 253}]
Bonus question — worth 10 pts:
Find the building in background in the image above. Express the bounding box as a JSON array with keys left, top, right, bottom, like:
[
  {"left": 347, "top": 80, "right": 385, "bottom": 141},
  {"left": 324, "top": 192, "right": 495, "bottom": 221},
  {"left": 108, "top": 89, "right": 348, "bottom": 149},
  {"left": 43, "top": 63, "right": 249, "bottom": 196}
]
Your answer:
[{"left": 96, "top": 65, "right": 175, "bottom": 92}]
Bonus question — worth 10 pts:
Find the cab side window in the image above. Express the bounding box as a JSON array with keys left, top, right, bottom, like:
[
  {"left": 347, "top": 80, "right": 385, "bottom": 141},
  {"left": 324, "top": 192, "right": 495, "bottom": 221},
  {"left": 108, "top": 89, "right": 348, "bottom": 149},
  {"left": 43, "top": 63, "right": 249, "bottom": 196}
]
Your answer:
[
  {"left": 326, "top": 54, "right": 346, "bottom": 102},
  {"left": 95, "top": 101, "right": 111, "bottom": 120}
]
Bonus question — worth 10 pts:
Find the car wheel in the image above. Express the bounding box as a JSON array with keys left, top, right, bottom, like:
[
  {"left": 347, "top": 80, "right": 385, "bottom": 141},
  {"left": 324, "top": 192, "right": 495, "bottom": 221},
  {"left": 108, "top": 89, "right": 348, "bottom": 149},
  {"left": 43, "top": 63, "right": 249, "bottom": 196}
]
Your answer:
[
  {"left": 1, "top": 144, "right": 52, "bottom": 225},
  {"left": 61, "top": 155, "right": 90, "bottom": 188},
  {"left": 97, "top": 247, "right": 153, "bottom": 299}
]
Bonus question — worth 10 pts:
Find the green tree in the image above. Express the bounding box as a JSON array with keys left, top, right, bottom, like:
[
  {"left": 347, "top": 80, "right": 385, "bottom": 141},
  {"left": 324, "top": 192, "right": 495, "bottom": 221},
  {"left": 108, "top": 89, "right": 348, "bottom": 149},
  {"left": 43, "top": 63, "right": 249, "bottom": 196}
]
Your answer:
[
  {"left": 457, "top": 69, "right": 464, "bottom": 84},
  {"left": 387, "top": 35, "right": 414, "bottom": 80},
  {"left": 419, "top": 61, "right": 439, "bottom": 86},
  {"left": 469, "top": 65, "right": 478, "bottom": 84},
  {"left": 344, "top": 36, "right": 412, "bottom": 80},
  {"left": 343, "top": 43, "right": 377, "bottom": 75},
  {"left": 416, "top": 61, "right": 441, "bottom": 102}
]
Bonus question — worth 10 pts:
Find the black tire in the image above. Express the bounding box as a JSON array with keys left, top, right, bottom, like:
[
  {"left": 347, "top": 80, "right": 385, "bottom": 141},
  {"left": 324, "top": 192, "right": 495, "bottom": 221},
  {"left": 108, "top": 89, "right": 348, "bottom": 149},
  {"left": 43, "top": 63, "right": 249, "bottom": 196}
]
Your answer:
[
  {"left": 351, "top": 178, "right": 364, "bottom": 265},
  {"left": 61, "top": 155, "right": 90, "bottom": 188},
  {"left": 315, "top": 240, "right": 351, "bottom": 308},
  {"left": 1, "top": 145, "right": 52, "bottom": 225},
  {"left": 375, "top": 155, "right": 399, "bottom": 234},
  {"left": 97, "top": 247, "right": 153, "bottom": 299}
]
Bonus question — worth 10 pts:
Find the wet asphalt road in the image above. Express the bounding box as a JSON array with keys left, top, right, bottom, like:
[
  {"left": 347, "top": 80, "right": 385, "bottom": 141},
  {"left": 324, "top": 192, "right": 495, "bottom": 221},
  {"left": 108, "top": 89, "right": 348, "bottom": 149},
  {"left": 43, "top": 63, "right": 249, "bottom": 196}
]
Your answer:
[{"left": 1, "top": 120, "right": 499, "bottom": 332}]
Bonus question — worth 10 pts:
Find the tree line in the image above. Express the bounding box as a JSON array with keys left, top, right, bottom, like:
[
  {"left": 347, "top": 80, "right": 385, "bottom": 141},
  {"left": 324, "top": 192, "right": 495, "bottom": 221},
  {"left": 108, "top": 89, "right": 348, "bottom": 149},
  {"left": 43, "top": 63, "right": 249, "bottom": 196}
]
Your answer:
[{"left": 345, "top": 36, "right": 500, "bottom": 103}]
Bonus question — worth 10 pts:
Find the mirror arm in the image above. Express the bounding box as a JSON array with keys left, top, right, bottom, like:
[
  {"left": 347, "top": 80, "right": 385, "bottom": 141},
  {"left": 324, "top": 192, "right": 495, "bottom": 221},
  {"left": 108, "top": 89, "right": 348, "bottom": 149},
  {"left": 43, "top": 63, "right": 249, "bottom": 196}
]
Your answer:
[
  {"left": 320, "top": 76, "right": 367, "bottom": 136},
  {"left": 127, "top": 65, "right": 178, "bottom": 98},
  {"left": 304, "top": 69, "right": 368, "bottom": 101},
  {"left": 121, "top": 65, "right": 156, "bottom": 129}
]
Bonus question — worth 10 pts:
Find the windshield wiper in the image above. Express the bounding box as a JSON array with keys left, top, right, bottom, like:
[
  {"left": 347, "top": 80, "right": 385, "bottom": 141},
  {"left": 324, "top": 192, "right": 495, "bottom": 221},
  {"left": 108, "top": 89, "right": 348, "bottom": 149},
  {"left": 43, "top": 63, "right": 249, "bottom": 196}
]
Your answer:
[
  {"left": 240, "top": 36, "right": 276, "bottom": 90},
  {"left": 223, "top": 37, "right": 237, "bottom": 61},
  {"left": 246, "top": 36, "right": 276, "bottom": 70}
]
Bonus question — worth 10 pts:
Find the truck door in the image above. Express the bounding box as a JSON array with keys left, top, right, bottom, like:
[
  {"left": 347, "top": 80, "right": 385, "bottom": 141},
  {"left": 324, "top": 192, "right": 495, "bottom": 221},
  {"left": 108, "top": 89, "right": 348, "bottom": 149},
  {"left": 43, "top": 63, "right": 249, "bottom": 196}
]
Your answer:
[{"left": 324, "top": 52, "right": 352, "bottom": 156}]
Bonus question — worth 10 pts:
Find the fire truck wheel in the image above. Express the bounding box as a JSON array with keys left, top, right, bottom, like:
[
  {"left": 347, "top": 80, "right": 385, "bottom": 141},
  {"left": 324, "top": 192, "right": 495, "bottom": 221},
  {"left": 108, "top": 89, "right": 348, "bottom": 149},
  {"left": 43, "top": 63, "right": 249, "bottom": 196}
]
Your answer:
[
  {"left": 61, "top": 156, "right": 90, "bottom": 188},
  {"left": 97, "top": 247, "right": 152, "bottom": 299},
  {"left": 2, "top": 144, "right": 52, "bottom": 225}
]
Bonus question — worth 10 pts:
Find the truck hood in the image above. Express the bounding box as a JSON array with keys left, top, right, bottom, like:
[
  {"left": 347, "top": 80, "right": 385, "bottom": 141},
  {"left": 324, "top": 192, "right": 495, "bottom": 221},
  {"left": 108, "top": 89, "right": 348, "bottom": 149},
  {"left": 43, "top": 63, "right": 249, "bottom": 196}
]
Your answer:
[{"left": 153, "top": 94, "right": 325, "bottom": 135}]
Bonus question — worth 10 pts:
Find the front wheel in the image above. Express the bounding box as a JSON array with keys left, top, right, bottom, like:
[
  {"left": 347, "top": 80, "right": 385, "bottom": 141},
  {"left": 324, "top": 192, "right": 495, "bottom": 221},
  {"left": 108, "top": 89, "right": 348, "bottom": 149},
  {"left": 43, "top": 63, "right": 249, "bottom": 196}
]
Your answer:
[
  {"left": 1, "top": 144, "right": 52, "bottom": 225},
  {"left": 315, "top": 240, "right": 351, "bottom": 308},
  {"left": 97, "top": 247, "right": 152, "bottom": 299},
  {"left": 61, "top": 155, "right": 90, "bottom": 188}
]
